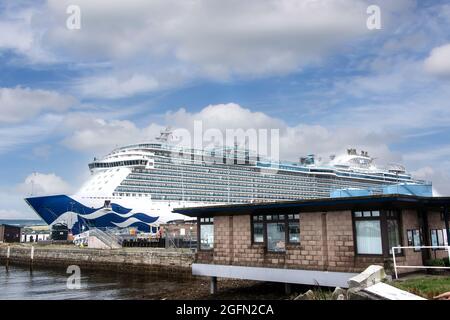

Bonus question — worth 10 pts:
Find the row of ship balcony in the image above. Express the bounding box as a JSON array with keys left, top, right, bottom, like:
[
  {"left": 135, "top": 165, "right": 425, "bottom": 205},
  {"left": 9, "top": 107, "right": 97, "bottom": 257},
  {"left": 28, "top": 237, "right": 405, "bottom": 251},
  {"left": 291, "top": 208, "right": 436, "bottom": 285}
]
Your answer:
[
  {"left": 155, "top": 154, "right": 419, "bottom": 183},
  {"left": 119, "top": 177, "right": 376, "bottom": 194},
  {"left": 133, "top": 169, "right": 324, "bottom": 184},
  {"left": 127, "top": 169, "right": 387, "bottom": 189},
  {"left": 151, "top": 160, "right": 417, "bottom": 184},
  {"left": 118, "top": 181, "right": 325, "bottom": 194},
  {"left": 112, "top": 188, "right": 326, "bottom": 202},
  {"left": 115, "top": 184, "right": 331, "bottom": 197},
  {"left": 125, "top": 173, "right": 355, "bottom": 191},
  {"left": 155, "top": 156, "right": 258, "bottom": 172}
]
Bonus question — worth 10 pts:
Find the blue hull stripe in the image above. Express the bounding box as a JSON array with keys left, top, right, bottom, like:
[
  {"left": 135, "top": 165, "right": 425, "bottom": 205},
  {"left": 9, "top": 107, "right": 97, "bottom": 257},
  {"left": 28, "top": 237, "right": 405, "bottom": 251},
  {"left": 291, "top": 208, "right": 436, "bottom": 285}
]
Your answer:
[{"left": 25, "top": 195, "right": 159, "bottom": 234}]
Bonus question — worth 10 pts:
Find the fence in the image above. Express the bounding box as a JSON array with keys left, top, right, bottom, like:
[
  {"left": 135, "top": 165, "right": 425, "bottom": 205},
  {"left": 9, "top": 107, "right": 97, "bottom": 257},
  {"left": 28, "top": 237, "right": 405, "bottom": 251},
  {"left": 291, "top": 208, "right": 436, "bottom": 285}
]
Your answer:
[{"left": 392, "top": 245, "right": 450, "bottom": 279}]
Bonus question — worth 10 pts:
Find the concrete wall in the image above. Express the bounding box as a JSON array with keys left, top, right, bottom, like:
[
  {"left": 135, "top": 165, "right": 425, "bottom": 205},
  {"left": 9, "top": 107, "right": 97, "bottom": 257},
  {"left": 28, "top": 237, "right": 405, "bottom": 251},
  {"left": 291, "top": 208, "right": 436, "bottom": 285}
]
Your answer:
[
  {"left": 196, "top": 209, "right": 448, "bottom": 274},
  {"left": 0, "top": 244, "right": 194, "bottom": 279}
]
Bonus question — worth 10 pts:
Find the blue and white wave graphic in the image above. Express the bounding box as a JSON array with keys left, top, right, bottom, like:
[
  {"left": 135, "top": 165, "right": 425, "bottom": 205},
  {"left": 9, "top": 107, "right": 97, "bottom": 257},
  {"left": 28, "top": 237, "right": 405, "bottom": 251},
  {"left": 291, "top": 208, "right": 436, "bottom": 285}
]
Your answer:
[{"left": 25, "top": 195, "right": 159, "bottom": 234}]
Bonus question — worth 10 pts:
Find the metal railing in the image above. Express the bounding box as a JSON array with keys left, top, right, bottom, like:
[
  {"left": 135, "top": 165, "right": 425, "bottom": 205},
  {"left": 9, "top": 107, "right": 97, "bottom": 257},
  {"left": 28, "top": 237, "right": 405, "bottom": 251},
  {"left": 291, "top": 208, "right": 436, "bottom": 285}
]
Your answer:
[
  {"left": 89, "top": 228, "right": 122, "bottom": 249},
  {"left": 392, "top": 245, "right": 450, "bottom": 279},
  {"left": 164, "top": 232, "right": 197, "bottom": 250}
]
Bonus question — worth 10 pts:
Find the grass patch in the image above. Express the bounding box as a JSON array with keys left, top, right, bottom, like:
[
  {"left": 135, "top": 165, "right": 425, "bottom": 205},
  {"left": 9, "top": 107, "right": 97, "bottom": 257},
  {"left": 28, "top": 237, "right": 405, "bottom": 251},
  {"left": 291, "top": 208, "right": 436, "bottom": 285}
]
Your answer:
[{"left": 393, "top": 275, "right": 450, "bottom": 299}]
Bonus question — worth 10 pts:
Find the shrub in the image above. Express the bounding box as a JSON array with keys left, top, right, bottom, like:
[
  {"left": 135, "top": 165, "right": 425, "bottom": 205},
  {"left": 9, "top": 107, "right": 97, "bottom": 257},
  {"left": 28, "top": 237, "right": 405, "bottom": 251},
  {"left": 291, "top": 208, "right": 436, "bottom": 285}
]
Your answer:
[
  {"left": 442, "top": 258, "right": 450, "bottom": 267},
  {"left": 426, "top": 259, "right": 445, "bottom": 267}
]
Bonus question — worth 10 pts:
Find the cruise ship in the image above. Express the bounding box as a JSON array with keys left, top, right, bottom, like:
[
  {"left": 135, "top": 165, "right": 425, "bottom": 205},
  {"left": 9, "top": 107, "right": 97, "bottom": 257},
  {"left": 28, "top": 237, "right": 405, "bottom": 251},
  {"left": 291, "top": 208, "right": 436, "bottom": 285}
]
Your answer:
[{"left": 25, "top": 130, "right": 429, "bottom": 234}]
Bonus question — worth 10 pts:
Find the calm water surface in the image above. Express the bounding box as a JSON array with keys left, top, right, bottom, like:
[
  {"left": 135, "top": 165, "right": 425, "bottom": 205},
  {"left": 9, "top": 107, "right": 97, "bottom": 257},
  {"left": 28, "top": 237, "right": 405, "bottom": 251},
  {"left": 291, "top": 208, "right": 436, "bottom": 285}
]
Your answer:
[{"left": 0, "top": 264, "right": 196, "bottom": 300}]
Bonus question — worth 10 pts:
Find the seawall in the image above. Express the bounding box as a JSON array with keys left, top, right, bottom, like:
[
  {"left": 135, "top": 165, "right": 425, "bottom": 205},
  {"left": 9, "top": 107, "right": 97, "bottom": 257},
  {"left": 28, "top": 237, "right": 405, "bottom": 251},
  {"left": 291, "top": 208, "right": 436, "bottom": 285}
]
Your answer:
[{"left": 0, "top": 244, "right": 194, "bottom": 279}]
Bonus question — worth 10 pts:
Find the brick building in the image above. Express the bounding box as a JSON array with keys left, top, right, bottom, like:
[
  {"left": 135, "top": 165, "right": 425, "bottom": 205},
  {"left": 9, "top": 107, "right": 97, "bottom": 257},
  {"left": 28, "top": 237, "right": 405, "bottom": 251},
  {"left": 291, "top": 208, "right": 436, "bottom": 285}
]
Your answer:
[
  {"left": 0, "top": 224, "right": 22, "bottom": 243},
  {"left": 174, "top": 194, "right": 450, "bottom": 289}
]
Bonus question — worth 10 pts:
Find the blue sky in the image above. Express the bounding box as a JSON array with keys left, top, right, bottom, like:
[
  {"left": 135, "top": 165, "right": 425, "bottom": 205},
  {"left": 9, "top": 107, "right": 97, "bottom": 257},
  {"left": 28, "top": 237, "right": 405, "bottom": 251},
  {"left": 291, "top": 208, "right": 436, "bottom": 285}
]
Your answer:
[{"left": 1, "top": 0, "right": 450, "bottom": 218}]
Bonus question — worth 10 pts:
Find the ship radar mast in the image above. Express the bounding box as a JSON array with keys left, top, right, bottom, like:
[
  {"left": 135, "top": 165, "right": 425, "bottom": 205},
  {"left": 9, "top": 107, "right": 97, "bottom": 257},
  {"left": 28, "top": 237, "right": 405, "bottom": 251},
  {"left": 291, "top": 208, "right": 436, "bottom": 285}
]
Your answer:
[{"left": 155, "top": 127, "right": 174, "bottom": 142}]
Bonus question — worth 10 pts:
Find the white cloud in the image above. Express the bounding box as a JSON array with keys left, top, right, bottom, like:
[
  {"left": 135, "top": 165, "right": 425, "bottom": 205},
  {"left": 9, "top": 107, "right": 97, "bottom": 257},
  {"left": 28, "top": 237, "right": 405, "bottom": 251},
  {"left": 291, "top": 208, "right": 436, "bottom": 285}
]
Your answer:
[
  {"left": 17, "top": 172, "right": 73, "bottom": 196},
  {"left": 0, "top": 103, "right": 157, "bottom": 154},
  {"left": 43, "top": 0, "right": 371, "bottom": 77},
  {"left": 411, "top": 166, "right": 450, "bottom": 197},
  {"left": 0, "top": 19, "right": 33, "bottom": 53},
  {"left": 327, "top": 56, "right": 450, "bottom": 133},
  {"left": 0, "top": 0, "right": 425, "bottom": 99},
  {"left": 74, "top": 73, "right": 159, "bottom": 99},
  {"left": 1, "top": 0, "right": 404, "bottom": 93},
  {"left": 0, "top": 5, "right": 57, "bottom": 63},
  {"left": 0, "top": 87, "right": 76, "bottom": 123},
  {"left": 62, "top": 114, "right": 164, "bottom": 155},
  {"left": 61, "top": 102, "right": 400, "bottom": 166},
  {"left": 0, "top": 172, "right": 74, "bottom": 219},
  {"left": 166, "top": 103, "right": 284, "bottom": 131},
  {"left": 424, "top": 43, "right": 450, "bottom": 78}
]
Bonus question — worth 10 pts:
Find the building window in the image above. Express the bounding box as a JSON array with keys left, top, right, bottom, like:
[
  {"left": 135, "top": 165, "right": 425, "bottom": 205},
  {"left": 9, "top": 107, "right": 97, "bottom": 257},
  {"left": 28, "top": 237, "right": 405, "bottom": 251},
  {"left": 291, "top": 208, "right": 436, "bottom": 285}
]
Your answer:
[
  {"left": 355, "top": 219, "right": 382, "bottom": 255},
  {"left": 199, "top": 217, "right": 214, "bottom": 250},
  {"left": 353, "top": 210, "right": 402, "bottom": 256},
  {"left": 267, "top": 221, "right": 285, "bottom": 252},
  {"left": 387, "top": 210, "right": 402, "bottom": 254},
  {"left": 430, "top": 229, "right": 448, "bottom": 249},
  {"left": 252, "top": 215, "right": 264, "bottom": 243},
  {"left": 288, "top": 214, "right": 300, "bottom": 243},
  {"left": 407, "top": 229, "right": 422, "bottom": 252},
  {"left": 251, "top": 213, "right": 300, "bottom": 252}
]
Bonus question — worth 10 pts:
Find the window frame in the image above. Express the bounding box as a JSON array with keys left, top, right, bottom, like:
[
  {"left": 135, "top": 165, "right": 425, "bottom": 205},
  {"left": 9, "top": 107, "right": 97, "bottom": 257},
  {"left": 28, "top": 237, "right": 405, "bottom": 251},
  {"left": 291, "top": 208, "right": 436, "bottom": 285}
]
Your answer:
[
  {"left": 385, "top": 210, "right": 403, "bottom": 255},
  {"left": 352, "top": 209, "right": 403, "bottom": 257},
  {"left": 407, "top": 229, "right": 423, "bottom": 252},
  {"left": 251, "top": 215, "right": 265, "bottom": 244},
  {"left": 352, "top": 210, "right": 383, "bottom": 256},
  {"left": 287, "top": 213, "right": 301, "bottom": 245},
  {"left": 430, "top": 229, "right": 446, "bottom": 250},
  {"left": 250, "top": 213, "right": 300, "bottom": 252},
  {"left": 266, "top": 218, "right": 287, "bottom": 253},
  {"left": 198, "top": 216, "right": 214, "bottom": 251}
]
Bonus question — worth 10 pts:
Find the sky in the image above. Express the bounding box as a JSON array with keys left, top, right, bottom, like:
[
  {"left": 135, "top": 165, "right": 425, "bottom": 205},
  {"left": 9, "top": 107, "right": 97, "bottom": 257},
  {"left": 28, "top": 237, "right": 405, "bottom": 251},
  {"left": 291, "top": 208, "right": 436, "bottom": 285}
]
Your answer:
[{"left": 1, "top": 0, "right": 450, "bottom": 219}]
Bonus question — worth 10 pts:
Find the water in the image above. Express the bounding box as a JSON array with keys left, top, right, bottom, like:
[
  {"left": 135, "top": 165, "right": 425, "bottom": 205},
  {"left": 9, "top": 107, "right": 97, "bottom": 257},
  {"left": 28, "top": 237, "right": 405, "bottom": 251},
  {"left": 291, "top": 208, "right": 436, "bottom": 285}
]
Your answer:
[
  {"left": 0, "top": 219, "right": 45, "bottom": 227},
  {"left": 0, "top": 264, "right": 199, "bottom": 300}
]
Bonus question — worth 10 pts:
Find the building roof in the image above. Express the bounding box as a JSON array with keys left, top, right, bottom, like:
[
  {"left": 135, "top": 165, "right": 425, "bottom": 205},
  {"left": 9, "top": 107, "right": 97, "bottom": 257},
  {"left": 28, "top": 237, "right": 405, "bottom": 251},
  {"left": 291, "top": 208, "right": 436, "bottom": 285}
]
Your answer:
[{"left": 173, "top": 194, "right": 450, "bottom": 217}]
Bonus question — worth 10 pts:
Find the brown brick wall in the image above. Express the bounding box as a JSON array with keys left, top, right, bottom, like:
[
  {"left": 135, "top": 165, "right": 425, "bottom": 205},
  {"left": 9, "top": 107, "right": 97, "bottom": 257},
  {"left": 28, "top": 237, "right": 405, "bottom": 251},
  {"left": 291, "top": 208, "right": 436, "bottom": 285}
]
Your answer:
[
  {"left": 196, "top": 209, "right": 445, "bottom": 274},
  {"left": 197, "top": 211, "right": 372, "bottom": 273},
  {"left": 400, "top": 209, "right": 423, "bottom": 268}
]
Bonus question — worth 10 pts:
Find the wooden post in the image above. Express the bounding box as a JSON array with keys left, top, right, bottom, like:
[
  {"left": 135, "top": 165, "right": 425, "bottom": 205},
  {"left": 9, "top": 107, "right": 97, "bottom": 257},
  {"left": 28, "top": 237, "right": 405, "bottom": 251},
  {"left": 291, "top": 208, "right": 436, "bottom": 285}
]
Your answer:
[
  {"left": 30, "top": 246, "right": 34, "bottom": 272},
  {"left": 444, "top": 206, "right": 450, "bottom": 244},
  {"left": 6, "top": 246, "right": 10, "bottom": 271},
  {"left": 418, "top": 210, "right": 430, "bottom": 264},
  {"left": 444, "top": 206, "right": 450, "bottom": 264},
  {"left": 210, "top": 276, "right": 217, "bottom": 295},
  {"left": 284, "top": 283, "right": 292, "bottom": 295}
]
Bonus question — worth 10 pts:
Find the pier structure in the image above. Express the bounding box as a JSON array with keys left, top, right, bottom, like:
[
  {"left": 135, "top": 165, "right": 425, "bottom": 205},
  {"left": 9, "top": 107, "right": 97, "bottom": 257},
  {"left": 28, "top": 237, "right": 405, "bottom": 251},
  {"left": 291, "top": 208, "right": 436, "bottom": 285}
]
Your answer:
[{"left": 0, "top": 245, "right": 194, "bottom": 279}]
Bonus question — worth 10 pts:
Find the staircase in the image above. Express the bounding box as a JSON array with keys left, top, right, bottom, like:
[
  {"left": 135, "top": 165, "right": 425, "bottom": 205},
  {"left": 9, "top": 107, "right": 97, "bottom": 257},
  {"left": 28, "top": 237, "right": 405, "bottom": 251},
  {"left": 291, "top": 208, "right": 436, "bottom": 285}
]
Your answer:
[{"left": 89, "top": 228, "right": 123, "bottom": 249}]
